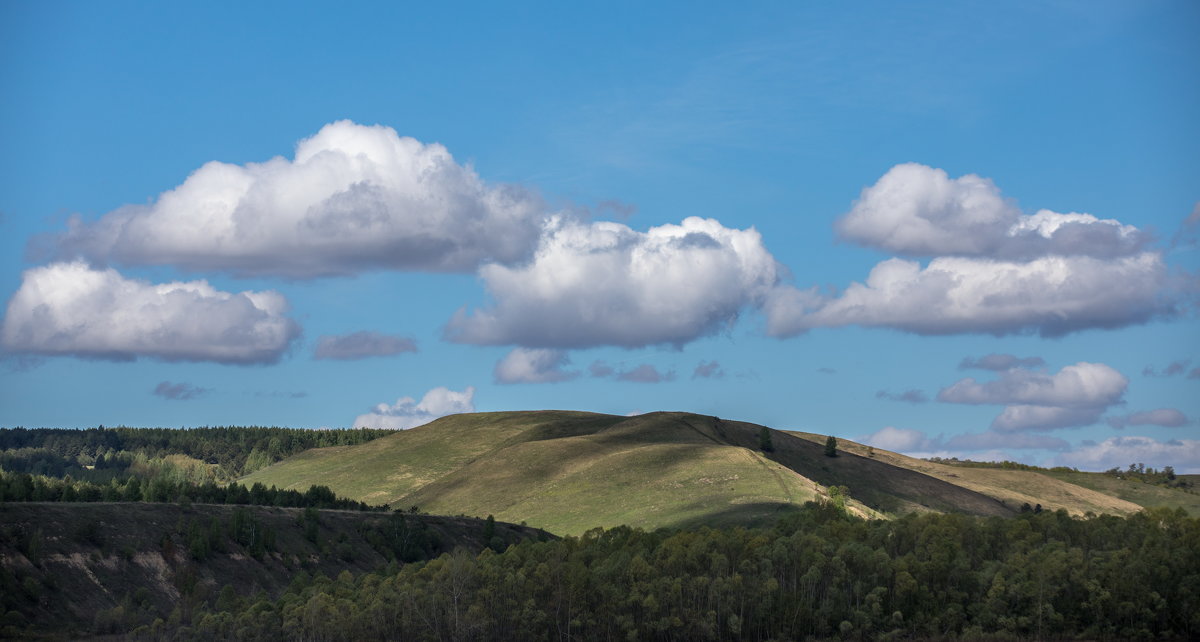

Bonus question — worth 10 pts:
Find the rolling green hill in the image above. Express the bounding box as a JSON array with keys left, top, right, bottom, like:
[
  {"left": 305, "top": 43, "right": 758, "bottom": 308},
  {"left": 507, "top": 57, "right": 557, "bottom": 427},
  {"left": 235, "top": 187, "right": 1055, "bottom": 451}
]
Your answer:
[
  {"left": 245, "top": 411, "right": 1032, "bottom": 534},
  {"left": 245, "top": 410, "right": 1197, "bottom": 534}
]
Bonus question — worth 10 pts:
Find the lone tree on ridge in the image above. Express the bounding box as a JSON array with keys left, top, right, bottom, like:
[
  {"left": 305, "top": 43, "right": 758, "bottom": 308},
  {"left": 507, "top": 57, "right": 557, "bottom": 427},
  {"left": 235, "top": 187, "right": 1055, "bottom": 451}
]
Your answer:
[
  {"left": 759, "top": 427, "right": 775, "bottom": 452},
  {"left": 824, "top": 435, "right": 838, "bottom": 457}
]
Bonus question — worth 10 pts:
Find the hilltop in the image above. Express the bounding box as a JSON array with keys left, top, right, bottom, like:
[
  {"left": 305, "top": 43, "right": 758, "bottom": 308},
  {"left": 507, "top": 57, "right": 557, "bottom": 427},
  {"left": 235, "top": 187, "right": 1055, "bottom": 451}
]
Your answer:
[
  {"left": 246, "top": 411, "right": 1199, "bottom": 534},
  {"left": 239, "top": 410, "right": 1152, "bottom": 535}
]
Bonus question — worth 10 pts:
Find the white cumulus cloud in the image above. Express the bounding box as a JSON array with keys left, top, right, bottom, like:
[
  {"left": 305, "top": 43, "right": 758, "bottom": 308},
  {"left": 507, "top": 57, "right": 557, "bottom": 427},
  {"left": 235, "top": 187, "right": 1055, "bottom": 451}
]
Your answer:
[
  {"left": 445, "top": 216, "right": 780, "bottom": 348},
  {"left": 765, "top": 253, "right": 1168, "bottom": 337},
  {"left": 494, "top": 348, "right": 578, "bottom": 384},
  {"left": 1054, "top": 436, "right": 1200, "bottom": 473},
  {"left": 937, "top": 362, "right": 1128, "bottom": 432},
  {"left": 835, "top": 163, "right": 1148, "bottom": 259},
  {"left": 46, "top": 121, "right": 549, "bottom": 278},
  {"left": 938, "top": 362, "right": 1127, "bottom": 407},
  {"left": 767, "top": 163, "right": 1174, "bottom": 338},
  {"left": 353, "top": 386, "right": 475, "bottom": 430},
  {"left": 1, "top": 261, "right": 299, "bottom": 364},
  {"left": 990, "top": 405, "right": 1108, "bottom": 432},
  {"left": 860, "top": 426, "right": 940, "bottom": 452}
]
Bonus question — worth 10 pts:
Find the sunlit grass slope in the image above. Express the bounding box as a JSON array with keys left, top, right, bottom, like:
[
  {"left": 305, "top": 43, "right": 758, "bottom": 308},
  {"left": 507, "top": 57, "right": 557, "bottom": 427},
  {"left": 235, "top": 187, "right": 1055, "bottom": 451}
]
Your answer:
[
  {"left": 785, "top": 432, "right": 1160, "bottom": 516},
  {"left": 248, "top": 411, "right": 1187, "bottom": 534},
  {"left": 1039, "top": 470, "right": 1200, "bottom": 516},
  {"left": 244, "top": 411, "right": 1013, "bottom": 534}
]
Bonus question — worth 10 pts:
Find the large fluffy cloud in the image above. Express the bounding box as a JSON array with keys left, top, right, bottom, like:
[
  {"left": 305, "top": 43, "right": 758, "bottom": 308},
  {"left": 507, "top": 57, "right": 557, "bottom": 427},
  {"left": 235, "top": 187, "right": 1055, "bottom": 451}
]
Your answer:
[
  {"left": 835, "top": 163, "right": 1149, "bottom": 259},
  {"left": 353, "top": 386, "right": 475, "bottom": 429},
  {"left": 768, "top": 163, "right": 1174, "bottom": 338},
  {"left": 1, "top": 261, "right": 299, "bottom": 364},
  {"left": 494, "top": 348, "right": 578, "bottom": 384},
  {"left": 937, "top": 362, "right": 1128, "bottom": 432},
  {"left": 1054, "top": 436, "right": 1200, "bottom": 474},
  {"left": 765, "top": 253, "right": 1168, "bottom": 337},
  {"left": 938, "top": 362, "right": 1127, "bottom": 407},
  {"left": 445, "top": 216, "right": 780, "bottom": 348},
  {"left": 46, "top": 121, "right": 548, "bottom": 277}
]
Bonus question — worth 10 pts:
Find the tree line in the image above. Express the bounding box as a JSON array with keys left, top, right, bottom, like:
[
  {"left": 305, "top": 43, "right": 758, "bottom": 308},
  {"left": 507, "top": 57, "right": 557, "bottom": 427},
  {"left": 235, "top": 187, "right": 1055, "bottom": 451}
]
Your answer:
[
  {"left": 0, "top": 469, "right": 382, "bottom": 512},
  {"left": 147, "top": 502, "right": 1197, "bottom": 641},
  {"left": 0, "top": 425, "right": 397, "bottom": 482}
]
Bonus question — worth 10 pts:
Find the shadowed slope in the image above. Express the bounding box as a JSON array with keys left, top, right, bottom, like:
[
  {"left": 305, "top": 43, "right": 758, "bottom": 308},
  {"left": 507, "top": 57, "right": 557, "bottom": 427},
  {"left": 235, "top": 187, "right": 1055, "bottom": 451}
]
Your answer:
[
  {"left": 717, "top": 419, "right": 1014, "bottom": 516},
  {"left": 785, "top": 431, "right": 1146, "bottom": 516}
]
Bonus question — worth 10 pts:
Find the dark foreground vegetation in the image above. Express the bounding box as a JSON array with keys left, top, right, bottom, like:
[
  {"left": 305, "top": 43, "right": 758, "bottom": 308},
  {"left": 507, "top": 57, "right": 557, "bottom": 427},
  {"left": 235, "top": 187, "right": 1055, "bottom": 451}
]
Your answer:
[
  {"left": 177, "top": 504, "right": 1195, "bottom": 641},
  {"left": 4, "top": 502, "right": 1187, "bottom": 641},
  {"left": 0, "top": 503, "right": 546, "bottom": 639}
]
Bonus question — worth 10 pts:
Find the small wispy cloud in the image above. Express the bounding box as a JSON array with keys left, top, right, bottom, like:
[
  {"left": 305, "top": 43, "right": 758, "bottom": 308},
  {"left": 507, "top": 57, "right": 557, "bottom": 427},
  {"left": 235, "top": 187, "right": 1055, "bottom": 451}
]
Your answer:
[
  {"left": 1142, "top": 360, "right": 1193, "bottom": 378},
  {"left": 314, "top": 331, "right": 417, "bottom": 361},
  {"left": 875, "top": 389, "right": 929, "bottom": 404},
  {"left": 958, "top": 354, "right": 1045, "bottom": 371},
  {"left": 253, "top": 390, "right": 309, "bottom": 399},
  {"left": 1107, "top": 408, "right": 1190, "bottom": 429},
  {"left": 693, "top": 360, "right": 724, "bottom": 379},
  {"left": 153, "top": 381, "right": 210, "bottom": 401},
  {"left": 589, "top": 361, "right": 615, "bottom": 378},
  {"left": 616, "top": 364, "right": 675, "bottom": 383}
]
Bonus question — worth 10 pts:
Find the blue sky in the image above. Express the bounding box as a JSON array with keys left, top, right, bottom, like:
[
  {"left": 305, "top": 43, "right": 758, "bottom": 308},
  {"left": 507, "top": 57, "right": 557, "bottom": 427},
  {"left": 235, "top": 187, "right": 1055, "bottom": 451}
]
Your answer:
[{"left": 2, "top": 1, "right": 1197, "bottom": 472}]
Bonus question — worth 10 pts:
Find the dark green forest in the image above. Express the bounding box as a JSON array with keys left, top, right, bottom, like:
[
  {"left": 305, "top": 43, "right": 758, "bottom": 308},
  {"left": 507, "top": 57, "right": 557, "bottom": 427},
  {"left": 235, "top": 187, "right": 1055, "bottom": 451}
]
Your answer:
[{"left": 151, "top": 503, "right": 1197, "bottom": 641}]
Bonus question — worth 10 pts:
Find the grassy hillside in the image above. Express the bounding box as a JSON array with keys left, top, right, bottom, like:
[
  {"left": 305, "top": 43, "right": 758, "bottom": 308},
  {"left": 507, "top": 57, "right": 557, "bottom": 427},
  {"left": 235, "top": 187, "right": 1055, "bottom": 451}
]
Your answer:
[
  {"left": 245, "top": 411, "right": 1017, "bottom": 534},
  {"left": 787, "top": 431, "right": 1193, "bottom": 516},
  {"left": 0, "top": 502, "right": 545, "bottom": 638},
  {"left": 1039, "top": 469, "right": 1200, "bottom": 516}
]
